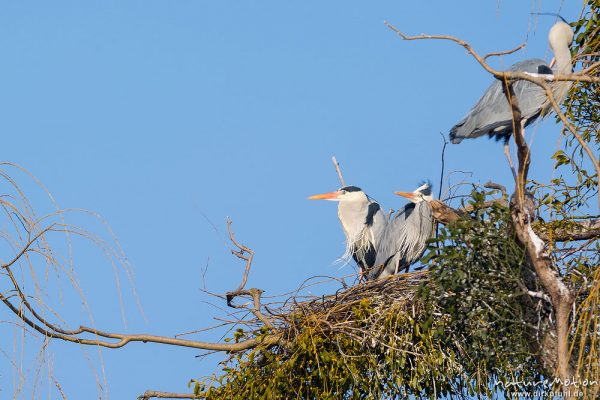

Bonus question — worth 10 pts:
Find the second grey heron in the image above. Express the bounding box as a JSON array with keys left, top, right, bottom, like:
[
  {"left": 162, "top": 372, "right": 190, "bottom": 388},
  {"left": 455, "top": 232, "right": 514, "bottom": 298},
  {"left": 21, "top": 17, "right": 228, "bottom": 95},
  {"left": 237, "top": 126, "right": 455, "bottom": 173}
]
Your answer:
[
  {"left": 369, "top": 182, "right": 434, "bottom": 280},
  {"left": 449, "top": 21, "right": 574, "bottom": 175},
  {"left": 308, "top": 186, "right": 388, "bottom": 279}
]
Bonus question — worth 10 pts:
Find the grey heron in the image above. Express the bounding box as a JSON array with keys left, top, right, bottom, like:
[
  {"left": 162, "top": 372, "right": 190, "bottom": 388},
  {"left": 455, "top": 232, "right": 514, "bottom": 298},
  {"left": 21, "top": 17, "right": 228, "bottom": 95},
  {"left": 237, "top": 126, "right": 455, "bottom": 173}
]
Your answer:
[
  {"left": 369, "top": 182, "right": 434, "bottom": 280},
  {"left": 449, "top": 21, "right": 574, "bottom": 175},
  {"left": 308, "top": 186, "right": 388, "bottom": 279}
]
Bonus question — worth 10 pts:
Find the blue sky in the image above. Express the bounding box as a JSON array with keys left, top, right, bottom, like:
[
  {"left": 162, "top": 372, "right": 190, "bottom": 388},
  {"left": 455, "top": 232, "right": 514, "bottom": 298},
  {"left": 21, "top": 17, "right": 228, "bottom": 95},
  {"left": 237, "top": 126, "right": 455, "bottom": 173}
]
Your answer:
[{"left": 0, "top": 1, "right": 582, "bottom": 398}]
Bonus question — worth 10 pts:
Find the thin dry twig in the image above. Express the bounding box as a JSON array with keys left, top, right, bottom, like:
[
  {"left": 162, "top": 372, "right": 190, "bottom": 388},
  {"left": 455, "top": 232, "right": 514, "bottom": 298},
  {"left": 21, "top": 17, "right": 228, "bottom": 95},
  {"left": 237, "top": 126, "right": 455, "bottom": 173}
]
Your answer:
[
  {"left": 483, "top": 43, "right": 527, "bottom": 62},
  {"left": 331, "top": 156, "right": 346, "bottom": 187}
]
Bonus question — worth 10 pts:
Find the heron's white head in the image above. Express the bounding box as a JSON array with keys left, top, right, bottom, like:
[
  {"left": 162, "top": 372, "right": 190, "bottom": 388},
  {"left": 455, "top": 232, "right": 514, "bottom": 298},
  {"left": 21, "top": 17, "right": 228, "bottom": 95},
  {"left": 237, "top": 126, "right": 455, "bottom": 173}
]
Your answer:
[
  {"left": 548, "top": 21, "right": 574, "bottom": 52},
  {"left": 394, "top": 182, "right": 433, "bottom": 204},
  {"left": 308, "top": 186, "right": 369, "bottom": 203}
]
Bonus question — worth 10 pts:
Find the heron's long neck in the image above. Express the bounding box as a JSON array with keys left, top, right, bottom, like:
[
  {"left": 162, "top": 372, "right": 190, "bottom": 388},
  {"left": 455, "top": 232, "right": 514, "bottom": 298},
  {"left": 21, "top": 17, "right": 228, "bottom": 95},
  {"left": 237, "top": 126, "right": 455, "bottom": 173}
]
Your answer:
[
  {"left": 338, "top": 202, "right": 369, "bottom": 241},
  {"left": 552, "top": 43, "right": 572, "bottom": 74}
]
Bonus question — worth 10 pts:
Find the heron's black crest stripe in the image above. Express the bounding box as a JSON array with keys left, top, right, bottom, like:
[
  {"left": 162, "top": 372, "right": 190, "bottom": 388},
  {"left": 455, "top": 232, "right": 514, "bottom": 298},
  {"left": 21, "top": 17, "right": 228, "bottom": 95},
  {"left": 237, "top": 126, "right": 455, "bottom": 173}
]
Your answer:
[
  {"left": 538, "top": 65, "right": 553, "bottom": 75},
  {"left": 340, "top": 185, "right": 361, "bottom": 192},
  {"left": 365, "top": 202, "right": 380, "bottom": 226},
  {"left": 417, "top": 181, "right": 433, "bottom": 195}
]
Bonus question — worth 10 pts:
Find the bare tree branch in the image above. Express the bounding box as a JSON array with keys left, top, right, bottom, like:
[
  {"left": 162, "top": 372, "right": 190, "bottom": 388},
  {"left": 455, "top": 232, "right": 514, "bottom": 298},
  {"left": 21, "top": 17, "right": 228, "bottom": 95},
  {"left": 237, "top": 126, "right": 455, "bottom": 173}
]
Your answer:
[
  {"left": 483, "top": 43, "right": 527, "bottom": 62},
  {"left": 384, "top": 21, "right": 600, "bottom": 210},
  {"left": 0, "top": 290, "right": 283, "bottom": 351},
  {"left": 1, "top": 224, "right": 54, "bottom": 270},
  {"left": 0, "top": 219, "right": 284, "bottom": 357},
  {"left": 501, "top": 79, "right": 576, "bottom": 397},
  {"left": 138, "top": 390, "right": 200, "bottom": 400},
  {"left": 331, "top": 156, "right": 346, "bottom": 187},
  {"left": 383, "top": 21, "right": 600, "bottom": 83},
  {"left": 225, "top": 219, "right": 254, "bottom": 301}
]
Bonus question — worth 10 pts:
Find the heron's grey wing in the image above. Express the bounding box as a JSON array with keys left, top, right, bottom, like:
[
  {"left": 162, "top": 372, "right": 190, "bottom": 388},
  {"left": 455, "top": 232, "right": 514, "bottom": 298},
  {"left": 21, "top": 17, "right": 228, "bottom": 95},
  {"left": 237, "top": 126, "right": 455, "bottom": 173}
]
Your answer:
[
  {"left": 368, "top": 202, "right": 389, "bottom": 245},
  {"left": 371, "top": 202, "right": 434, "bottom": 279},
  {"left": 400, "top": 203, "right": 434, "bottom": 267},
  {"left": 369, "top": 208, "right": 407, "bottom": 279},
  {"left": 450, "top": 59, "right": 551, "bottom": 143},
  {"left": 371, "top": 204, "right": 418, "bottom": 278},
  {"left": 360, "top": 202, "right": 389, "bottom": 270}
]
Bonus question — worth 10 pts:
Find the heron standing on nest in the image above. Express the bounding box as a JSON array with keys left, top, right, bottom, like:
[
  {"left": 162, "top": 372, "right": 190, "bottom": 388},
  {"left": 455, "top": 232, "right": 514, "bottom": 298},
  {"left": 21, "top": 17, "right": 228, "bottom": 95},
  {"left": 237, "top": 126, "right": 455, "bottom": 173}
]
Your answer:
[
  {"left": 370, "top": 182, "right": 434, "bottom": 280},
  {"left": 308, "top": 186, "right": 389, "bottom": 280}
]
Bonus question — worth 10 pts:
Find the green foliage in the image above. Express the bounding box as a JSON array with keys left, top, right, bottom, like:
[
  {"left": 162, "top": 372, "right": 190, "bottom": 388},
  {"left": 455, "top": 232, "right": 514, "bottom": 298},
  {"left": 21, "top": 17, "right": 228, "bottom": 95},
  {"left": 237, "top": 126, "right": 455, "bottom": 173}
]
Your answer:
[
  {"left": 536, "top": 0, "right": 599, "bottom": 217},
  {"left": 423, "top": 189, "right": 543, "bottom": 394},
  {"left": 188, "top": 5, "right": 600, "bottom": 398},
  {"left": 191, "top": 191, "right": 547, "bottom": 399},
  {"left": 536, "top": 4, "right": 600, "bottom": 396}
]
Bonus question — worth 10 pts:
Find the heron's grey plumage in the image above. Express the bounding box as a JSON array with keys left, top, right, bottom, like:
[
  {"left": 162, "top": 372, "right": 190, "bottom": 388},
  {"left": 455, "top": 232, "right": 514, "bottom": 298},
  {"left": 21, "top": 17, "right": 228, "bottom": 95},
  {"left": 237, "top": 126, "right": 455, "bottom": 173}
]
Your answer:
[
  {"left": 337, "top": 190, "right": 388, "bottom": 274},
  {"left": 369, "top": 182, "right": 434, "bottom": 280},
  {"left": 309, "top": 186, "right": 388, "bottom": 278},
  {"left": 449, "top": 21, "right": 574, "bottom": 144}
]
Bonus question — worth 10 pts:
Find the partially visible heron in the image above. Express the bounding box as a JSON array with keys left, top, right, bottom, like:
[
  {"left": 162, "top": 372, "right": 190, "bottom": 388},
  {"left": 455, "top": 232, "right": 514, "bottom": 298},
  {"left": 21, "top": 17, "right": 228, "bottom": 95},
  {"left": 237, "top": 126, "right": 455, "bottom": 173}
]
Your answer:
[
  {"left": 449, "top": 21, "right": 574, "bottom": 176},
  {"left": 369, "top": 182, "right": 434, "bottom": 280},
  {"left": 308, "top": 186, "right": 388, "bottom": 280}
]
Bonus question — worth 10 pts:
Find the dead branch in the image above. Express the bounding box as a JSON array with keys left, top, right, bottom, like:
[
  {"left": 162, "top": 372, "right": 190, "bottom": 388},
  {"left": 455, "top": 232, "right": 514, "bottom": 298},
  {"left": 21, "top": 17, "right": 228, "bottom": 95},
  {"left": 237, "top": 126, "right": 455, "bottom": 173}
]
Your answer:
[
  {"left": 225, "top": 219, "right": 254, "bottom": 301},
  {"left": 483, "top": 43, "right": 527, "bottom": 61},
  {"left": 384, "top": 21, "right": 600, "bottom": 209},
  {"left": 221, "top": 220, "right": 276, "bottom": 331},
  {"left": 0, "top": 290, "right": 283, "bottom": 351},
  {"left": 331, "top": 156, "right": 346, "bottom": 187},
  {"left": 0, "top": 219, "right": 284, "bottom": 357},
  {"left": 226, "top": 288, "right": 275, "bottom": 330},
  {"left": 138, "top": 391, "right": 200, "bottom": 400},
  {"left": 384, "top": 21, "right": 600, "bottom": 84}
]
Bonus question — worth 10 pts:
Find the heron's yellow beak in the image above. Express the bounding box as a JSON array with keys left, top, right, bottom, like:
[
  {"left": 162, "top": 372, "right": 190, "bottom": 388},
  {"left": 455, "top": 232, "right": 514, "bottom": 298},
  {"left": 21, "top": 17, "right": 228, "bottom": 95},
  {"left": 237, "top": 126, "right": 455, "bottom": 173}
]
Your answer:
[
  {"left": 308, "top": 191, "right": 340, "bottom": 200},
  {"left": 394, "top": 191, "right": 415, "bottom": 199}
]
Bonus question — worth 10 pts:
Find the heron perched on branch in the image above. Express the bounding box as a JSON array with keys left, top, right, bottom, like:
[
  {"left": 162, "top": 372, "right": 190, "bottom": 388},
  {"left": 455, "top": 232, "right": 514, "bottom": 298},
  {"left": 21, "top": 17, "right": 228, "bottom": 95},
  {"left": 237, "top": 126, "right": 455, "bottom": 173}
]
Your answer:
[
  {"left": 449, "top": 20, "right": 574, "bottom": 176},
  {"left": 369, "top": 182, "right": 434, "bottom": 280},
  {"left": 308, "top": 186, "right": 388, "bottom": 279}
]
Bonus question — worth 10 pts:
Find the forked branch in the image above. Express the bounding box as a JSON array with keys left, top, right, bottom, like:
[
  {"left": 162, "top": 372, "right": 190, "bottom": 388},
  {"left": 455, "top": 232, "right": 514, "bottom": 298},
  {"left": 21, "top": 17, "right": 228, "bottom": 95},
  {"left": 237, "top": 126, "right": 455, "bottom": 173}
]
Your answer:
[
  {"left": 0, "top": 221, "right": 283, "bottom": 354},
  {"left": 384, "top": 21, "right": 600, "bottom": 209},
  {"left": 225, "top": 219, "right": 255, "bottom": 302}
]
